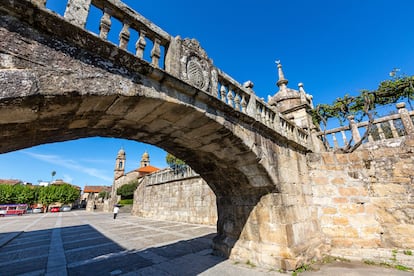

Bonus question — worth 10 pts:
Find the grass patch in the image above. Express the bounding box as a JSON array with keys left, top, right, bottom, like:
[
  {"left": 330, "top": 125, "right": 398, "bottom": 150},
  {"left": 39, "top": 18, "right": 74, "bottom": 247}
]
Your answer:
[
  {"left": 321, "top": 255, "right": 351, "bottom": 264},
  {"left": 395, "top": 264, "right": 411, "bottom": 271},
  {"left": 118, "top": 199, "right": 133, "bottom": 205},
  {"left": 245, "top": 260, "right": 256, "bottom": 268},
  {"left": 403, "top": 250, "right": 412, "bottom": 256},
  {"left": 292, "top": 264, "right": 311, "bottom": 276},
  {"left": 363, "top": 259, "right": 376, "bottom": 265}
]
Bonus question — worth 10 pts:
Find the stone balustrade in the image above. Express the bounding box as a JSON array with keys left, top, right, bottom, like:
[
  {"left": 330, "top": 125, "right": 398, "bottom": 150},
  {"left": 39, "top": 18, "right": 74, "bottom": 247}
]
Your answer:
[
  {"left": 216, "top": 70, "right": 310, "bottom": 148},
  {"left": 36, "top": 0, "right": 171, "bottom": 68},
  {"left": 28, "top": 0, "right": 311, "bottom": 150},
  {"left": 144, "top": 166, "right": 199, "bottom": 186},
  {"left": 317, "top": 102, "right": 414, "bottom": 150}
]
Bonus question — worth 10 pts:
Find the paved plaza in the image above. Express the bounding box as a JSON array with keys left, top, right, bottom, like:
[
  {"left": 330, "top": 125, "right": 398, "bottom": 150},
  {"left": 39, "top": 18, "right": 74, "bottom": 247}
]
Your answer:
[{"left": 0, "top": 211, "right": 411, "bottom": 275}]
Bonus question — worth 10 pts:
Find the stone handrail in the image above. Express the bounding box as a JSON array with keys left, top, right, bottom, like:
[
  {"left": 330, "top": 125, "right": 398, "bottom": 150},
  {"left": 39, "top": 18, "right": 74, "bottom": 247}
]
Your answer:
[
  {"left": 34, "top": 0, "right": 172, "bottom": 68},
  {"left": 27, "top": 0, "right": 310, "bottom": 150},
  {"left": 216, "top": 70, "right": 310, "bottom": 148},
  {"left": 144, "top": 166, "right": 199, "bottom": 186},
  {"left": 317, "top": 102, "right": 414, "bottom": 149}
]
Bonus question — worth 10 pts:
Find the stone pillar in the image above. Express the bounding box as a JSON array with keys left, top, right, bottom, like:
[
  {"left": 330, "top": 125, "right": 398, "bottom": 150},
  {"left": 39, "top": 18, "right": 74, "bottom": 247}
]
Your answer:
[
  {"left": 397, "top": 102, "right": 414, "bottom": 135},
  {"left": 348, "top": 115, "right": 361, "bottom": 142},
  {"left": 243, "top": 81, "right": 256, "bottom": 117},
  {"left": 64, "top": 0, "right": 92, "bottom": 28},
  {"left": 164, "top": 36, "right": 182, "bottom": 78}
]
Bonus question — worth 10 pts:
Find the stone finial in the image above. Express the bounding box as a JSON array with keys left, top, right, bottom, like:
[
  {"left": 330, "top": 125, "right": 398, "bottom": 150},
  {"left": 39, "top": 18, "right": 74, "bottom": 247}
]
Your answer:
[
  {"left": 298, "top": 83, "right": 314, "bottom": 108},
  {"left": 275, "top": 60, "right": 288, "bottom": 88},
  {"left": 243, "top": 80, "right": 254, "bottom": 89}
]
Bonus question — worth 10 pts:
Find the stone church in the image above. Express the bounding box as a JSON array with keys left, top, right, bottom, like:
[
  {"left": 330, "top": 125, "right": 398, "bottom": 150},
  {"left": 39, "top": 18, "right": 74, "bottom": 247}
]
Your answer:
[{"left": 111, "top": 149, "right": 160, "bottom": 202}]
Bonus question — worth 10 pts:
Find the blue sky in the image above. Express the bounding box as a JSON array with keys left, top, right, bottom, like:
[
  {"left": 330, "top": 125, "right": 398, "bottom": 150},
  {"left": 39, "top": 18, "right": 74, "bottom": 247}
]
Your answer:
[{"left": 1, "top": 0, "right": 413, "bottom": 189}]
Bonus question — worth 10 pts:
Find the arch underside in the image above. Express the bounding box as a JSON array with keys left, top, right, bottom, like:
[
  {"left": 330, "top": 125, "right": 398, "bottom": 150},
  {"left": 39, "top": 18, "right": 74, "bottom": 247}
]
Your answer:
[
  {"left": 0, "top": 93, "right": 276, "bottom": 196},
  {"left": 0, "top": 12, "right": 279, "bottom": 196},
  {"left": 0, "top": 12, "right": 326, "bottom": 269}
]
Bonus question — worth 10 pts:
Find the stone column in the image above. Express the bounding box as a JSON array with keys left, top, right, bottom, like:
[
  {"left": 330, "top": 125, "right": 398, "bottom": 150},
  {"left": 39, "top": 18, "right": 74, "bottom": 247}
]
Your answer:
[
  {"left": 397, "top": 102, "right": 414, "bottom": 135},
  {"left": 164, "top": 36, "right": 182, "bottom": 78},
  {"left": 64, "top": 0, "right": 92, "bottom": 28}
]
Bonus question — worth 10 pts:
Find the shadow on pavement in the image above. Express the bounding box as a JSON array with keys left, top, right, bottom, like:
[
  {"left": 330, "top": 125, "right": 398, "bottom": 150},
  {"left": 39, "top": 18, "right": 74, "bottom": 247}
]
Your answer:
[{"left": 0, "top": 224, "right": 224, "bottom": 275}]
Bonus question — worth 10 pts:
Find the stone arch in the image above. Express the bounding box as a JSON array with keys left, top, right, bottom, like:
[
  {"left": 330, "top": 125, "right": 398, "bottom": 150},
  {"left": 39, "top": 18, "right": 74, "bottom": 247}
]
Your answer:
[{"left": 0, "top": 11, "right": 324, "bottom": 269}]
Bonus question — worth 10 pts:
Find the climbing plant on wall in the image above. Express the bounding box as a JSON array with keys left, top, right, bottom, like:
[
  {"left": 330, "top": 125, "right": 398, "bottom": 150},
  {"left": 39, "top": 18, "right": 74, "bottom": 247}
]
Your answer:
[
  {"left": 311, "top": 74, "right": 414, "bottom": 153},
  {"left": 311, "top": 75, "right": 414, "bottom": 127}
]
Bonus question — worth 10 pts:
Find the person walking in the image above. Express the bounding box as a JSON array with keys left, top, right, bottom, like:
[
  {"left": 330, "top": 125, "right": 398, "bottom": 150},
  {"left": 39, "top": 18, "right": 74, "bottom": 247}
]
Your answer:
[{"left": 113, "top": 205, "right": 120, "bottom": 219}]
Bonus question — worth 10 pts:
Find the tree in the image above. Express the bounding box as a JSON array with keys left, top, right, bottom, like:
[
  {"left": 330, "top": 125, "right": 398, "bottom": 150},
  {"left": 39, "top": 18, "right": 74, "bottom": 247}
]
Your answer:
[
  {"left": 51, "top": 171, "right": 56, "bottom": 182},
  {"left": 37, "top": 184, "right": 80, "bottom": 209},
  {"left": 312, "top": 74, "right": 414, "bottom": 152},
  {"left": 98, "top": 190, "right": 110, "bottom": 199},
  {"left": 57, "top": 184, "right": 80, "bottom": 204},
  {"left": 0, "top": 183, "right": 79, "bottom": 207},
  {"left": 166, "top": 153, "right": 186, "bottom": 174},
  {"left": 0, "top": 184, "right": 15, "bottom": 204},
  {"left": 116, "top": 180, "right": 139, "bottom": 199},
  {"left": 15, "top": 185, "right": 35, "bottom": 204}
]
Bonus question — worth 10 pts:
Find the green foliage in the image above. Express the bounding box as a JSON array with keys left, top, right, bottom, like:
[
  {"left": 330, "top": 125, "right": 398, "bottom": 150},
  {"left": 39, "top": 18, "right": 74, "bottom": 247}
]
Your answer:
[
  {"left": 119, "top": 199, "right": 133, "bottom": 205},
  {"left": 165, "top": 153, "right": 186, "bottom": 168},
  {"left": 403, "top": 250, "right": 412, "bottom": 256},
  {"left": 245, "top": 260, "right": 256, "bottom": 268},
  {"left": 98, "top": 190, "right": 110, "bottom": 199},
  {"left": 364, "top": 259, "right": 376, "bottom": 265},
  {"left": 0, "top": 183, "right": 79, "bottom": 205},
  {"left": 116, "top": 180, "right": 139, "bottom": 199},
  {"left": 291, "top": 264, "right": 311, "bottom": 276},
  {"left": 395, "top": 264, "right": 411, "bottom": 271},
  {"left": 312, "top": 75, "right": 414, "bottom": 127},
  {"left": 0, "top": 184, "right": 37, "bottom": 204}
]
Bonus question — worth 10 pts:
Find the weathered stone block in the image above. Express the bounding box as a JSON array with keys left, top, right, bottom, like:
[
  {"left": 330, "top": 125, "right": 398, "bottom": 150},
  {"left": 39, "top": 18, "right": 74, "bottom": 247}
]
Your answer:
[{"left": 322, "top": 207, "right": 337, "bottom": 215}]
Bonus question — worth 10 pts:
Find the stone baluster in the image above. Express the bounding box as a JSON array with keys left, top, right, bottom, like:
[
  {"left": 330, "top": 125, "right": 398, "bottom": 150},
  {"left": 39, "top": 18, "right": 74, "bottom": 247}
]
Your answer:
[
  {"left": 367, "top": 126, "right": 374, "bottom": 142},
  {"left": 135, "top": 30, "right": 147, "bottom": 59},
  {"left": 33, "top": 0, "right": 46, "bottom": 8},
  {"left": 64, "top": 0, "right": 92, "bottom": 28},
  {"left": 151, "top": 38, "right": 161, "bottom": 68},
  {"left": 348, "top": 115, "right": 361, "bottom": 142},
  {"left": 261, "top": 106, "right": 266, "bottom": 124},
  {"left": 273, "top": 113, "right": 281, "bottom": 132},
  {"left": 256, "top": 104, "right": 262, "bottom": 121},
  {"left": 332, "top": 133, "right": 339, "bottom": 149},
  {"left": 99, "top": 8, "right": 112, "bottom": 40},
  {"left": 227, "top": 88, "right": 234, "bottom": 107},
  {"left": 377, "top": 123, "right": 385, "bottom": 140},
  {"left": 119, "top": 22, "right": 130, "bottom": 50},
  {"left": 293, "top": 126, "right": 299, "bottom": 141},
  {"left": 220, "top": 85, "right": 227, "bottom": 103},
  {"left": 341, "top": 130, "right": 347, "bottom": 145},
  {"left": 265, "top": 109, "right": 271, "bottom": 126},
  {"left": 234, "top": 93, "right": 241, "bottom": 111},
  {"left": 397, "top": 102, "right": 414, "bottom": 135},
  {"left": 241, "top": 94, "right": 247, "bottom": 113},
  {"left": 388, "top": 120, "right": 399, "bottom": 138}
]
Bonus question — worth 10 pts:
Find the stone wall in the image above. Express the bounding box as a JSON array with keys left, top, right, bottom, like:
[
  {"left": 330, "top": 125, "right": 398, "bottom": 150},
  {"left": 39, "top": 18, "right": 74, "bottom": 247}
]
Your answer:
[
  {"left": 308, "top": 136, "right": 414, "bottom": 266},
  {"left": 132, "top": 175, "right": 217, "bottom": 225}
]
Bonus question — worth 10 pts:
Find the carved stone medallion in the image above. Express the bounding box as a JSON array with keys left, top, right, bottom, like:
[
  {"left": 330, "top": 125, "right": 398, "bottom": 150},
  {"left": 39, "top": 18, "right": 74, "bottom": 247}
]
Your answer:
[{"left": 186, "top": 57, "right": 205, "bottom": 89}]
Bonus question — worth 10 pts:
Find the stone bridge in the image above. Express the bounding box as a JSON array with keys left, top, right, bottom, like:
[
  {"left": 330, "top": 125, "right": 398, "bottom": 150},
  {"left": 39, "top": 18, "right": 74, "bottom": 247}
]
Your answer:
[{"left": 1, "top": 0, "right": 413, "bottom": 271}]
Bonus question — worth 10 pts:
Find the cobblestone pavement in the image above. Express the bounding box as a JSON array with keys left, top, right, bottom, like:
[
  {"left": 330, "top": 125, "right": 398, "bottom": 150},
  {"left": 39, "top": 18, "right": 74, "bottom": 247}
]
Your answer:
[{"left": 0, "top": 211, "right": 412, "bottom": 276}]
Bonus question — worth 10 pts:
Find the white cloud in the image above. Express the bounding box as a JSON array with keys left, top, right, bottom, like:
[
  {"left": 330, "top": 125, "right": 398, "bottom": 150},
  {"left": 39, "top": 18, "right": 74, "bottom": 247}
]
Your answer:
[{"left": 24, "top": 152, "right": 113, "bottom": 183}]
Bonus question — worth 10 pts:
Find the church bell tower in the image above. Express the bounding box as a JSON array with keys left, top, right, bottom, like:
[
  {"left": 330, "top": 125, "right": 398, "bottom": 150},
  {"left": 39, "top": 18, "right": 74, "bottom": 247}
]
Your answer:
[{"left": 114, "top": 148, "right": 126, "bottom": 179}]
